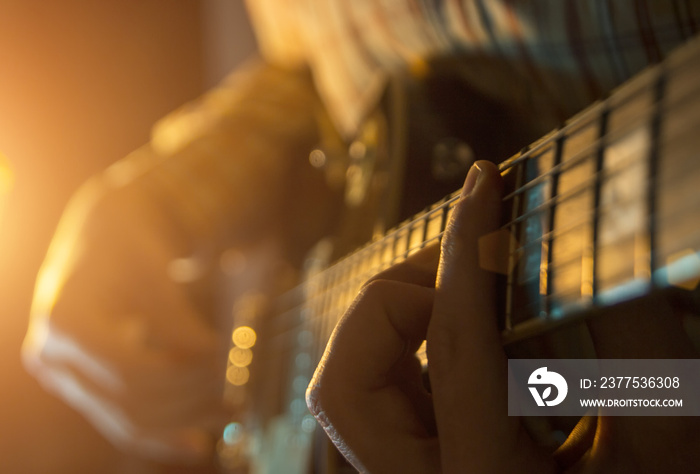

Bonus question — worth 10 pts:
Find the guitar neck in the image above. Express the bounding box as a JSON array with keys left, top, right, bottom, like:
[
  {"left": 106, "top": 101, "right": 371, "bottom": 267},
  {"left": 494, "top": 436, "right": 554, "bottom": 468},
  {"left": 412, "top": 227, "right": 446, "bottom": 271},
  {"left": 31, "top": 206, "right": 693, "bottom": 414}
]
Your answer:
[
  {"left": 297, "top": 42, "right": 696, "bottom": 342},
  {"left": 220, "top": 35, "right": 700, "bottom": 474},
  {"left": 273, "top": 35, "right": 700, "bottom": 380}
]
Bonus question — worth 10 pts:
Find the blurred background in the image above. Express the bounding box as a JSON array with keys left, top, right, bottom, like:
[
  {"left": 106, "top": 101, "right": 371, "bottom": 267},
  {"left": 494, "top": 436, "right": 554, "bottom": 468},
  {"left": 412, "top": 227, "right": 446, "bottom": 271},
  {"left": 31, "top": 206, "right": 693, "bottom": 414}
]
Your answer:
[{"left": 0, "top": 1, "right": 256, "bottom": 472}]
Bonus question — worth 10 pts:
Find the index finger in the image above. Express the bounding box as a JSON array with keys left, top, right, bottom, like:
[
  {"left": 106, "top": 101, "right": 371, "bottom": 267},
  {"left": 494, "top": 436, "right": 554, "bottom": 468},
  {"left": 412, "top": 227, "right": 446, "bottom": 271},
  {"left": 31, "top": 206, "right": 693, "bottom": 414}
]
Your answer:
[{"left": 427, "top": 161, "right": 533, "bottom": 469}]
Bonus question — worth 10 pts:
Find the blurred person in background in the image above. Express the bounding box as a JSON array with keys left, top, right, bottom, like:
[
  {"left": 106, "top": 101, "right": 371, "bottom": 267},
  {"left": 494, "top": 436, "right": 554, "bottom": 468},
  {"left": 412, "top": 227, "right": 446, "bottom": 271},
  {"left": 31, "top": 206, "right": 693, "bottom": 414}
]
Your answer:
[{"left": 22, "top": 0, "right": 700, "bottom": 471}]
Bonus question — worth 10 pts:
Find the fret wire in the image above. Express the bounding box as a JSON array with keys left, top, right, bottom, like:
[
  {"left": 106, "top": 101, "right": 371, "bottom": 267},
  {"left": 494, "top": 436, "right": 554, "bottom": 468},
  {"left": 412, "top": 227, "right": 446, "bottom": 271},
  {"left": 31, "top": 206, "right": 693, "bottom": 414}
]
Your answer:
[
  {"left": 437, "top": 195, "right": 451, "bottom": 242},
  {"left": 390, "top": 230, "right": 398, "bottom": 265},
  {"left": 545, "top": 134, "right": 564, "bottom": 315},
  {"left": 504, "top": 159, "right": 524, "bottom": 330},
  {"left": 402, "top": 227, "right": 411, "bottom": 260},
  {"left": 591, "top": 104, "right": 609, "bottom": 298},
  {"left": 392, "top": 229, "right": 405, "bottom": 264},
  {"left": 648, "top": 65, "right": 666, "bottom": 284},
  {"left": 397, "top": 229, "right": 408, "bottom": 262},
  {"left": 440, "top": 195, "right": 449, "bottom": 232}
]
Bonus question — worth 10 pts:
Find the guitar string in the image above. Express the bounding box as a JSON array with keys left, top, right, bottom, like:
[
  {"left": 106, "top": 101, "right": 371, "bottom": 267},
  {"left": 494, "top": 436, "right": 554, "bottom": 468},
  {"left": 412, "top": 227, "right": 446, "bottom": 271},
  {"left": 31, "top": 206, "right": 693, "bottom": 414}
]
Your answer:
[
  {"left": 232, "top": 42, "right": 700, "bottom": 420},
  {"left": 280, "top": 66, "right": 697, "bottom": 304},
  {"left": 498, "top": 42, "right": 699, "bottom": 179},
  {"left": 257, "top": 164, "right": 700, "bottom": 359},
  {"left": 506, "top": 156, "right": 645, "bottom": 233},
  {"left": 268, "top": 113, "right": 658, "bottom": 321},
  {"left": 257, "top": 77, "right": 699, "bottom": 346},
  {"left": 246, "top": 41, "right": 699, "bottom": 358},
  {"left": 257, "top": 185, "right": 651, "bottom": 353},
  {"left": 255, "top": 182, "right": 700, "bottom": 362},
  {"left": 270, "top": 144, "right": 668, "bottom": 334},
  {"left": 496, "top": 48, "right": 669, "bottom": 177},
  {"left": 501, "top": 73, "right": 699, "bottom": 202},
  {"left": 280, "top": 128, "right": 700, "bottom": 342}
]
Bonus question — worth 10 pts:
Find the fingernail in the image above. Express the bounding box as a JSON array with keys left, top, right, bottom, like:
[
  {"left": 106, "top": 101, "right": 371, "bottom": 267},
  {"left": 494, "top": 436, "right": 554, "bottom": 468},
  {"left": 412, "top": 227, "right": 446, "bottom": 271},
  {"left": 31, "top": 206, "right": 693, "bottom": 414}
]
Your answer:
[{"left": 461, "top": 162, "right": 482, "bottom": 197}]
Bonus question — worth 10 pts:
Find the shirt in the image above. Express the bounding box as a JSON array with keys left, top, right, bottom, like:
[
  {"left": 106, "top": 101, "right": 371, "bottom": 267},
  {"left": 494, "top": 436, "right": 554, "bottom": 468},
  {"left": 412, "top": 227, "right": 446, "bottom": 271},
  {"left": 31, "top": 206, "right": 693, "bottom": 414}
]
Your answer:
[{"left": 247, "top": 0, "right": 700, "bottom": 137}]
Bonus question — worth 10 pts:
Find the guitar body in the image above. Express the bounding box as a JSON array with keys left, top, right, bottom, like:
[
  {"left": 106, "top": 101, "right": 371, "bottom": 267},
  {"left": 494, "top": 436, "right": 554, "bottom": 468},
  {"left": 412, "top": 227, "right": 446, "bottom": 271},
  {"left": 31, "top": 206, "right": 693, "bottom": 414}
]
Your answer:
[{"left": 218, "top": 37, "right": 700, "bottom": 473}]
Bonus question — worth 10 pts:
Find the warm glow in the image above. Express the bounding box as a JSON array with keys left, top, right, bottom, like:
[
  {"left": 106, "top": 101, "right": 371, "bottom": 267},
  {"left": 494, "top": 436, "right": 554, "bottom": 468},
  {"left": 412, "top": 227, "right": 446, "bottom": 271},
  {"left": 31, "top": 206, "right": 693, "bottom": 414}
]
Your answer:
[
  {"left": 309, "top": 149, "right": 326, "bottom": 168},
  {"left": 222, "top": 422, "right": 244, "bottom": 445},
  {"left": 226, "top": 366, "right": 250, "bottom": 386},
  {"left": 228, "top": 346, "right": 253, "bottom": 367},
  {"left": 0, "top": 152, "right": 14, "bottom": 227},
  {"left": 231, "top": 326, "right": 257, "bottom": 349},
  {"left": 31, "top": 266, "right": 62, "bottom": 317}
]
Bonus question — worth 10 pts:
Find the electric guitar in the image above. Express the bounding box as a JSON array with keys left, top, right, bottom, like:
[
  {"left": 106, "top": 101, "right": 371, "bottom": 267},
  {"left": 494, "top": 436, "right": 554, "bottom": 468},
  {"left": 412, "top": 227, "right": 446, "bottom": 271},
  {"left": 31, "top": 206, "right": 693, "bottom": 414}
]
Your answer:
[{"left": 217, "top": 36, "right": 700, "bottom": 473}]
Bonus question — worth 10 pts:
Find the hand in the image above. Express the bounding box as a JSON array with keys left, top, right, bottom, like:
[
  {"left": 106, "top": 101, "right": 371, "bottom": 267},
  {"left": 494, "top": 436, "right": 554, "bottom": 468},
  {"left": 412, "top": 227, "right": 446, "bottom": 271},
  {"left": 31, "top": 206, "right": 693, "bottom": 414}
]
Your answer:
[
  {"left": 23, "top": 178, "right": 226, "bottom": 463},
  {"left": 306, "top": 161, "right": 700, "bottom": 473}
]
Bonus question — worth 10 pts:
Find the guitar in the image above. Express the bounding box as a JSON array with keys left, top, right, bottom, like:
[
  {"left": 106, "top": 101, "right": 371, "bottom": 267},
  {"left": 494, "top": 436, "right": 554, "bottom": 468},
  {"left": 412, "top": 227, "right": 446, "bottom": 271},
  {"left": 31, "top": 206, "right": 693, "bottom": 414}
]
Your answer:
[{"left": 217, "top": 36, "right": 700, "bottom": 473}]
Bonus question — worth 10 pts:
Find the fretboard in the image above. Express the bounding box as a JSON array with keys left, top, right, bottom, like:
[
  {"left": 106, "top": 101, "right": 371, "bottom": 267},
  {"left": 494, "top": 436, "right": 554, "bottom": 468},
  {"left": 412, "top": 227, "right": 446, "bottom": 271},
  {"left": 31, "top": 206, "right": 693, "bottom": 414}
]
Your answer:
[
  {"left": 283, "top": 35, "right": 700, "bottom": 354},
  {"left": 232, "top": 37, "right": 700, "bottom": 437}
]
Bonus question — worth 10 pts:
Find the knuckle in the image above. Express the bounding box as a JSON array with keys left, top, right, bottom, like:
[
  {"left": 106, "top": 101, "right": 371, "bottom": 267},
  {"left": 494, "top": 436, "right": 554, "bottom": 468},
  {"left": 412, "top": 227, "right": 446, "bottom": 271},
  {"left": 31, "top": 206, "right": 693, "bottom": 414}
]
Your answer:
[{"left": 358, "top": 276, "right": 386, "bottom": 293}]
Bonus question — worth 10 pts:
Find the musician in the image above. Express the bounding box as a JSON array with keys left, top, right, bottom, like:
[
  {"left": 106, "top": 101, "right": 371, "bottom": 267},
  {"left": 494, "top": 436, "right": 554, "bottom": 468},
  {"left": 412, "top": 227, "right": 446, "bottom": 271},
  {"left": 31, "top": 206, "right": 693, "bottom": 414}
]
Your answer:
[{"left": 22, "top": 0, "right": 700, "bottom": 469}]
